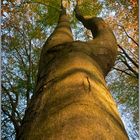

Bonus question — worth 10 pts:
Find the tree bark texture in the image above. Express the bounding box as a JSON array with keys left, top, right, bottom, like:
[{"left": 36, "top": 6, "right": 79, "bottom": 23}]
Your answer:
[{"left": 17, "top": 6, "right": 128, "bottom": 140}]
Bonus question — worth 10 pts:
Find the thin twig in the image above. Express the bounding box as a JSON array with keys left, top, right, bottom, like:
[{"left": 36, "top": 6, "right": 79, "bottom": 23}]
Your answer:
[{"left": 118, "top": 25, "right": 139, "bottom": 47}]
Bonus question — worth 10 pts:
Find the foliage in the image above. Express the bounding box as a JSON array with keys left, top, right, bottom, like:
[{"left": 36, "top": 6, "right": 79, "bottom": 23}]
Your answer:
[
  {"left": 106, "top": 70, "right": 138, "bottom": 139},
  {"left": 76, "top": 0, "right": 102, "bottom": 17},
  {"left": 30, "top": 0, "right": 61, "bottom": 25},
  {"left": 2, "top": 0, "right": 48, "bottom": 138}
]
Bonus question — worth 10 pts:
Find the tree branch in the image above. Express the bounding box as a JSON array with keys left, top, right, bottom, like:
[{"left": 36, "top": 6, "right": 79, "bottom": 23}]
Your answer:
[
  {"left": 121, "top": 58, "right": 138, "bottom": 78},
  {"left": 118, "top": 44, "right": 138, "bottom": 68},
  {"left": 2, "top": 84, "right": 21, "bottom": 122},
  {"left": 2, "top": 107, "right": 20, "bottom": 136},
  {"left": 113, "top": 67, "right": 136, "bottom": 78},
  {"left": 118, "top": 25, "right": 139, "bottom": 47}
]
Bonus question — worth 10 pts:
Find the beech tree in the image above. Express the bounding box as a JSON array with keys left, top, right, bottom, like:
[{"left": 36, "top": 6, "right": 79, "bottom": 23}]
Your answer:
[
  {"left": 2, "top": 0, "right": 138, "bottom": 139},
  {"left": 16, "top": 1, "right": 129, "bottom": 139}
]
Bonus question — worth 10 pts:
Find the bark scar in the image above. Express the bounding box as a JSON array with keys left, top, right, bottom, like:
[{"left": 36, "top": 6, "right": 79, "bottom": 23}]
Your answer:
[
  {"left": 83, "top": 76, "right": 91, "bottom": 92},
  {"left": 86, "top": 76, "right": 91, "bottom": 92}
]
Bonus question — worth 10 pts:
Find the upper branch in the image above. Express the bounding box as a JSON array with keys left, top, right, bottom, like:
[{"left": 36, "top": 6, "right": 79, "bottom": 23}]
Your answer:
[
  {"left": 74, "top": 4, "right": 118, "bottom": 76},
  {"left": 43, "top": 1, "right": 73, "bottom": 49}
]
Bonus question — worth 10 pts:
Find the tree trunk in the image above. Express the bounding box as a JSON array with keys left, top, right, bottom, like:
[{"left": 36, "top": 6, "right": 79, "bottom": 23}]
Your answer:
[{"left": 17, "top": 4, "right": 128, "bottom": 140}]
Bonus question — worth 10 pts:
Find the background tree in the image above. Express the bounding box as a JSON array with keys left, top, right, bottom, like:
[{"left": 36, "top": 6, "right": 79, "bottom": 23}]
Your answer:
[
  {"left": 102, "top": 1, "right": 139, "bottom": 139},
  {"left": 2, "top": 0, "right": 48, "bottom": 138},
  {"left": 1, "top": 0, "right": 138, "bottom": 139}
]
